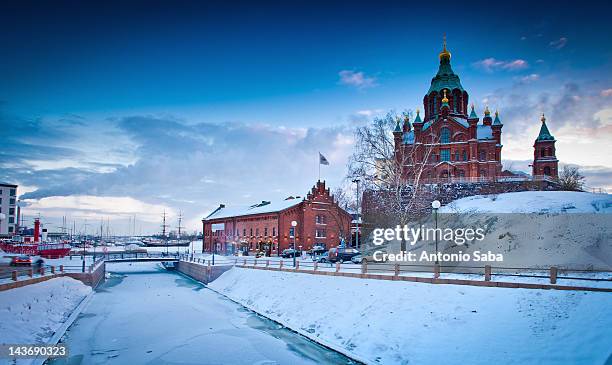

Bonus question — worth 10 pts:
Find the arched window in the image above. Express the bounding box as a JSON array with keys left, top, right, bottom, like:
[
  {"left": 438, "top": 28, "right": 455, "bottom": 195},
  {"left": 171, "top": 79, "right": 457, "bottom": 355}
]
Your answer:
[
  {"left": 462, "top": 150, "right": 468, "bottom": 161},
  {"left": 479, "top": 150, "right": 486, "bottom": 161},
  {"left": 541, "top": 148, "right": 546, "bottom": 157},
  {"left": 547, "top": 147, "right": 553, "bottom": 156},
  {"left": 440, "top": 127, "right": 451, "bottom": 143},
  {"left": 454, "top": 151, "right": 460, "bottom": 161},
  {"left": 480, "top": 170, "right": 487, "bottom": 177},
  {"left": 543, "top": 166, "right": 551, "bottom": 176}
]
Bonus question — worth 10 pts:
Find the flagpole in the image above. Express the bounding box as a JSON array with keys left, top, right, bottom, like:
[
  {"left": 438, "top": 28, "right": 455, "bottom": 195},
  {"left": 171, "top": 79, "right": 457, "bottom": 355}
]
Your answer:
[{"left": 318, "top": 152, "right": 321, "bottom": 181}]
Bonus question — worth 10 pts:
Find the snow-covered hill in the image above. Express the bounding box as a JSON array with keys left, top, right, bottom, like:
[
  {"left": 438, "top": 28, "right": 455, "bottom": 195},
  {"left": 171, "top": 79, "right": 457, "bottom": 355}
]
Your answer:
[
  {"left": 379, "top": 191, "right": 612, "bottom": 270},
  {"left": 440, "top": 191, "right": 612, "bottom": 214}
]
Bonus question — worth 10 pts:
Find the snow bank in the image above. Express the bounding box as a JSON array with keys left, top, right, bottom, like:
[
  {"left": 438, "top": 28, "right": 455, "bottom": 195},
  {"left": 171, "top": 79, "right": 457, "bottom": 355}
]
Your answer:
[
  {"left": 0, "top": 277, "right": 92, "bottom": 344},
  {"left": 440, "top": 191, "right": 612, "bottom": 214},
  {"left": 209, "top": 267, "right": 612, "bottom": 365}
]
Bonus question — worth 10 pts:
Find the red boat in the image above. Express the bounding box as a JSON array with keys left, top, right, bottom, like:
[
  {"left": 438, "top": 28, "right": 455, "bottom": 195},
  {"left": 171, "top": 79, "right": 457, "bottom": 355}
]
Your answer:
[{"left": 0, "top": 241, "right": 72, "bottom": 258}]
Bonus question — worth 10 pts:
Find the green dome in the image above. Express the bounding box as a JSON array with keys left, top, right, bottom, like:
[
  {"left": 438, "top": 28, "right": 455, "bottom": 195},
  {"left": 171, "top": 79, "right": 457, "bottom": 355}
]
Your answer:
[{"left": 427, "top": 55, "right": 465, "bottom": 95}]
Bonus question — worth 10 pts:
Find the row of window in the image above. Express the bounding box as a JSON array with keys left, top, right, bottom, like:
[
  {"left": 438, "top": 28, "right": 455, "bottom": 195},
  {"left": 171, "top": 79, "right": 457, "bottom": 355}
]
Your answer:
[
  {"left": 432, "top": 149, "right": 469, "bottom": 162},
  {"left": 207, "top": 227, "right": 328, "bottom": 239},
  {"left": 0, "top": 188, "right": 16, "bottom": 196},
  {"left": 0, "top": 197, "right": 16, "bottom": 205},
  {"left": 206, "top": 215, "right": 328, "bottom": 237}
]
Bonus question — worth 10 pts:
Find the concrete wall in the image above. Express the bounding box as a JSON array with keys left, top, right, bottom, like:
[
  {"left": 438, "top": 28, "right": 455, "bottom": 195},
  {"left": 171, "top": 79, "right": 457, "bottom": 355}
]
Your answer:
[{"left": 176, "top": 261, "right": 233, "bottom": 284}]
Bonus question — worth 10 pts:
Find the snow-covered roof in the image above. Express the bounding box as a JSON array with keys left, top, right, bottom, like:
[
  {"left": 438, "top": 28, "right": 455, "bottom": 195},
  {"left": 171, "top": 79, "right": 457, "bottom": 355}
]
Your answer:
[
  {"left": 205, "top": 198, "right": 301, "bottom": 220},
  {"left": 477, "top": 125, "right": 493, "bottom": 140}
]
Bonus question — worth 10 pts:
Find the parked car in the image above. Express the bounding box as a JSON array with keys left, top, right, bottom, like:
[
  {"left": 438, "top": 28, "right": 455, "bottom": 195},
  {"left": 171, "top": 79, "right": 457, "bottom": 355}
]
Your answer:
[
  {"left": 255, "top": 251, "right": 266, "bottom": 258},
  {"left": 350, "top": 254, "right": 363, "bottom": 264},
  {"left": 313, "top": 252, "right": 329, "bottom": 263},
  {"left": 281, "top": 248, "right": 301, "bottom": 258},
  {"left": 10, "top": 255, "right": 32, "bottom": 266},
  {"left": 328, "top": 247, "right": 360, "bottom": 263}
]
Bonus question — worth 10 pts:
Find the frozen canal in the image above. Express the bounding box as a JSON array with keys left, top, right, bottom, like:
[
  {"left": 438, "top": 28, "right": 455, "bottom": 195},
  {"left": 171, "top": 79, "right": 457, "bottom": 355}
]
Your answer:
[{"left": 50, "top": 262, "right": 355, "bottom": 365}]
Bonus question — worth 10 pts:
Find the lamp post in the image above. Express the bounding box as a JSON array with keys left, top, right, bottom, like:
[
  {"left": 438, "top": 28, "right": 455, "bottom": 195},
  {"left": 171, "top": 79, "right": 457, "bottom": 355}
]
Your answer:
[
  {"left": 351, "top": 178, "right": 360, "bottom": 250},
  {"left": 291, "top": 220, "right": 298, "bottom": 267},
  {"left": 431, "top": 200, "right": 441, "bottom": 264}
]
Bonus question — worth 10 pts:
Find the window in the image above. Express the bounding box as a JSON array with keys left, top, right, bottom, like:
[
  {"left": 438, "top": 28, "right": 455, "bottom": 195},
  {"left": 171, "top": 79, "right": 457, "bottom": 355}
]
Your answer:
[
  {"left": 256, "top": 228, "right": 259, "bottom": 236},
  {"left": 543, "top": 166, "right": 551, "bottom": 176},
  {"left": 264, "top": 227, "right": 268, "bottom": 236},
  {"left": 479, "top": 150, "right": 486, "bottom": 161},
  {"left": 315, "top": 229, "right": 326, "bottom": 238},
  {"left": 9, "top": 217, "right": 15, "bottom": 223},
  {"left": 10, "top": 188, "right": 16, "bottom": 196},
  {"left": 315, "top": 215, "right": 326, "bottom": 224},
  {"left": 289, "top": 227, "right": 295, "bottom": 238},
  {"left": 454, "top": 151, "right": 460, "bottom": 161},
  {"left": 272, "top": 227, "right": 276, "bottom": 236},
  {"left": 243, "top": 228, "right": 246, "bottom": 236},
  {"left": 457, "top": 170, "right": 465, "bottom": 177},
  {"left": 250, "top": 228, "right": 253, "bottom": 236},
  {"left": 462, "top": 150, "right": 467, "bottom": 161},
  {"left": 541, "top": 148, "right": 546, "bottom": 157},
  {"left": 8, "top": 226, "right": 13, "bottom": 233},
  {"left": 480, "top": 170, "right": 487, "bottom": 177},
  {"left": 440, "top": 149, "right": 450, "bottom": 162},
  {"left": 9, "top": 208, "right": 15, "bottom": 215},
  {"left": 440, "top": 127, "right": 451, "bottom": 143},
  {"left": 9, "top": 198, "right": 15, "bottom": 205}
]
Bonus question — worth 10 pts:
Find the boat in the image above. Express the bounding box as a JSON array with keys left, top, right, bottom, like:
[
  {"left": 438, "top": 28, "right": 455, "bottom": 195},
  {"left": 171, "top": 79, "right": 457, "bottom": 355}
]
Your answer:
[{"left": 0, "top": 240, "right": 72, "bottom": 258}]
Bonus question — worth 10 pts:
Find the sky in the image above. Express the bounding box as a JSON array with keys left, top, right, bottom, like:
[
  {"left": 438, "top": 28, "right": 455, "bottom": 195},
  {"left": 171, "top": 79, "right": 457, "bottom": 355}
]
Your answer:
[{"left": 1, "top": 0, "right": 611, "bottom": 235}]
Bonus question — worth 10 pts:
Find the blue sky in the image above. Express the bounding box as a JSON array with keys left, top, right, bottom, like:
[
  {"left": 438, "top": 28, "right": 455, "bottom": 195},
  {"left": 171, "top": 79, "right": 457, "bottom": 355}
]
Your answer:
[{"left": 1, "top": 0, "right": 611, "bottom": 234}]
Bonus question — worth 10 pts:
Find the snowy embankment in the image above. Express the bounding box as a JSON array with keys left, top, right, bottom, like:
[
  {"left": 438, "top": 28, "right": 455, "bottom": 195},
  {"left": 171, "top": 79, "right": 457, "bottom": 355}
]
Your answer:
[
  {"left": 382, "top": 191, "right": 612, "bottom": 270},
  {"left": 440, "top": 191, "right": 612, "bottom": 214},
  {"left": 0, "top": 277, "right": 92, "bottom": 344},
  {"left": 209, "top": 267, "right": 612, "bottom": 365}
]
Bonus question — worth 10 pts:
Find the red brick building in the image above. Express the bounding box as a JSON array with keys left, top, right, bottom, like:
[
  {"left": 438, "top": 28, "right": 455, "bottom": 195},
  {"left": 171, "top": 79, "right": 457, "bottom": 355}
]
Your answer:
[
  {"left": 394, "top": 40, "right": 558, "bottom": 182},
  {"left": 202, "top": 181, "right": 352, "bottom": 255}
]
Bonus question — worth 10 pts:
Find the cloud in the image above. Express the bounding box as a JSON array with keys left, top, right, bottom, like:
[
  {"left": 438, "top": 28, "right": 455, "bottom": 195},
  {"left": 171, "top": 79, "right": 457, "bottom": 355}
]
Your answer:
[
  {"left": 601, "top": 89, "right": 612, "bottom": 97},
  {"left": 4, "top": 115, "right": 356, "bottom": 234},
  {"left": 518, "top": 74, "right": 540, "bottom": 84},
  {"left": 338, "top": 70, "right": 377, "bottom": 89},
  {"left": 549, "top": 37, "right": 568, "bottom": 50},
  {"left": 473, "top": 58, "right": 529, "bottom": 72}
]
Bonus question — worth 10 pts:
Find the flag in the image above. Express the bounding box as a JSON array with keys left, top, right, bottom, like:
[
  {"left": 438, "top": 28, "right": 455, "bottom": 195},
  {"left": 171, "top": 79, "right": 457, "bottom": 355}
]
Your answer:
[{"left": 319, "top": 152, "right": 329, "bottom": 165}]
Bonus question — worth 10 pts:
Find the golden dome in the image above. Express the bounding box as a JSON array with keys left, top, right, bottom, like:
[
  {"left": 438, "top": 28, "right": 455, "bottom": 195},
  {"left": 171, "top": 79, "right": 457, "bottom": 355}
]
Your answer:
[
  {"left": 484, "top": 105, "right": 490, "bottom": 115},
  {"left": 439, "top": 35, "right": 451, "bottom": 61},
  {"left": 441, "top": 89, "right": 449, "bottom": 103}
]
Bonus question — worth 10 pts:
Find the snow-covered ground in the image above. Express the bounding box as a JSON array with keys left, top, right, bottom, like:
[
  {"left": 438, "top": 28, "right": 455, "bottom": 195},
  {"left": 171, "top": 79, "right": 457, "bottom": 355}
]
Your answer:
[
  {"left": 0, "top": 277, "right": 91, "bottom": 345},
  {"left": 209, "top": 267, "right": 612, "bottom": 365},
  {"left": 440, "top": 191, "right": 612, "bottom": 214}
]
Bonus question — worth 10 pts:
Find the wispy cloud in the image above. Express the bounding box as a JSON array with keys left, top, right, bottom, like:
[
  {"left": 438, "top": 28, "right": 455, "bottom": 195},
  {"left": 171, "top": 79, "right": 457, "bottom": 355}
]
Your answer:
[
  {"left": 518, "top": 74, "right": 540, "bottom": 84},
  {"left": 473, "top": 58, "right": 529, "bottom": 72},
  {"left": 549, "top": 37, "right": 568, "bottom": 50},
  {"left": 338, "top": 70, "right": 377, "bottom": 89},
  {"left": 601, "top": 89, "right": 612, "bottom": 97}
]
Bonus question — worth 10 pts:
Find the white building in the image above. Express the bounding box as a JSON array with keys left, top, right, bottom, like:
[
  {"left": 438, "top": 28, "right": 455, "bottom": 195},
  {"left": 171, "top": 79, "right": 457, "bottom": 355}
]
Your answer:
[{"left": 0, "top": 182, "right": 18, "bottom": 237}]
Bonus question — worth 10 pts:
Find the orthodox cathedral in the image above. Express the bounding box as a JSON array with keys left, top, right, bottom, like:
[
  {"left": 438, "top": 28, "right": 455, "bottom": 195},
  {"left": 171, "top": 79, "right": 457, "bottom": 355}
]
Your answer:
[{"left": 393, "top": 39, "right": 559, "bottom": 181}]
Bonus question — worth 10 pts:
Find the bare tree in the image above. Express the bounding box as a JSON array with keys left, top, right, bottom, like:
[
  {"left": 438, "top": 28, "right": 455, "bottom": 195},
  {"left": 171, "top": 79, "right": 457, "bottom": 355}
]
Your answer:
[
  {"left": 557, "top": 165, "right": 585, "bottom": 191},
  {"left": 348, "top": 111, "right": 438, "bottom": 251}
]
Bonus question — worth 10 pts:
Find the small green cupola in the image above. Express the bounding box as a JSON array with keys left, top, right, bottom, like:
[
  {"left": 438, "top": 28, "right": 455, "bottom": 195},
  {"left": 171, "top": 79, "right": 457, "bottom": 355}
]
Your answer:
[
  {"left": 469, "top": 104, "right": 478, "bottom": 119},
  {"left": 393, "top": 116, "right": 402, "bottom": 133},
  {"left": 493, "top": 110, "right": 503, "bottom": 125},
  {"left": 536, "top": 113, "right": 555, "bottom": 141},
  {"left": 413, "top": 109, "right": 423, "bottom": 124}
]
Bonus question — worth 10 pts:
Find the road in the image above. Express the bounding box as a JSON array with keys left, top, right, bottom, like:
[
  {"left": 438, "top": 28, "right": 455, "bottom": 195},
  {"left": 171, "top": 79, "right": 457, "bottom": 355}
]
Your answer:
[{"left": 49, "top": 262, "right": 355, "bottom": 365}]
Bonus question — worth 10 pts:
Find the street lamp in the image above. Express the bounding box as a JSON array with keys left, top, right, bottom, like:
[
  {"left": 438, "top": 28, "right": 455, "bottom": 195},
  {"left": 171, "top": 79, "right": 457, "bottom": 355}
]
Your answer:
[
  {"left": 351, "top": 178, "right": 360, "bottom": 250},
  {"left": 431, "top": 200, "right": 441, "bottom": 264},
  {"left": 291, "top": 220, "right": 298, "bottom": 267}
]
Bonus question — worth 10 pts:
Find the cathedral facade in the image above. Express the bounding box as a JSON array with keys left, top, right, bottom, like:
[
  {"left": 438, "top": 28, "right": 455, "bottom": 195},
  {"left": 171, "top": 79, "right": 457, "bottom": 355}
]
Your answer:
[{"left": 393, "top": 40, "right": 559, "bottom": 182}]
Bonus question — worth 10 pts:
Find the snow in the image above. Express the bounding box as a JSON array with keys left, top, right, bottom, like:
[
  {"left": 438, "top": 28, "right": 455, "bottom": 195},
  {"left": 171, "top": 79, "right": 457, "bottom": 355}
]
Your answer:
[
  {"left": 209, "top": 267, "right": 612, "bottom": 365},
  {"left": 0, "top": 277, "right": 91, "bottom": 345},
  {"left": 440, "top": 191, "right": 612, "bottom": 214},
  {"left": 205, "top": 198, "right": 301, "bottom": 220},
  {"left": 376, "top": 191, "right": 612, "bottom": 270}
]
